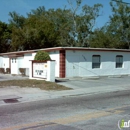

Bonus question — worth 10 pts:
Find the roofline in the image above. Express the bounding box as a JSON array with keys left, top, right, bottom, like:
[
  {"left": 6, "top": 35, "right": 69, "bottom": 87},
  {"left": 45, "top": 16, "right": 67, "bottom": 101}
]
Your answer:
[{"left": 0, "top": 47, "right": 130, "bottom": 56}]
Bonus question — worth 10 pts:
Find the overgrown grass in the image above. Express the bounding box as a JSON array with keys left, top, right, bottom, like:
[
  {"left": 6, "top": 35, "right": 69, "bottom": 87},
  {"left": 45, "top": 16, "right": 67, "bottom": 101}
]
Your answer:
[{"left": 0, "top": 79, "right": 72, "bottom": 91}]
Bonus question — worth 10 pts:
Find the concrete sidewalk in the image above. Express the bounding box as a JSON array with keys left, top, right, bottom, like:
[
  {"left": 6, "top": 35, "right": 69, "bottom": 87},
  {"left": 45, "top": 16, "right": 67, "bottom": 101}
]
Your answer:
[{"left": 0, "top": 83, "right": 130, "bottom": 106}]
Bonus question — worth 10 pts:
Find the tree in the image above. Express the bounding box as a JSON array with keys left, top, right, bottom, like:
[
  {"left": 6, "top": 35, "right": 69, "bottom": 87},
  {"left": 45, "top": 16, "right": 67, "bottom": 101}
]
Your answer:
[
  {"left": 0, "top": 21, "right": 11, "bottom": 53},
  {"left": 8, "top": 1, "right": 103, "bottom": 51},
  {"left": 9, "top": 11, "right": 26, "bottom": 28},
  {"left": 45, "top": 1, "right": 103, "bottom": 47},
  {"left": 66, "top": 0, "right": 103, "bottom": 47},
  {"left": 89, "top": 26, "right": 119, "bottom": 48},
  {"left": 108, "top": 0, "right": 130, "bottom": 49},
  {"left": 27, "top": 6, "right": 46, "bottom": 17},
  {"left": 34, "top": 50, "right": 51, "bottom": 61},
  {"left": 10, "top": 11, "right": 60, "bottom": 51}
]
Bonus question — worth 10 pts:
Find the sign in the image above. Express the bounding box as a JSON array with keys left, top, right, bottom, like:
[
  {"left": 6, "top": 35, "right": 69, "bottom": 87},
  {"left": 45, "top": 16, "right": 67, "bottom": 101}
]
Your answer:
[
  {"left": 118, "top": 119, "right": 130, "bottom": 129},
  {"left": 33, "top": 62, "right": 47, "bottom": 78}
]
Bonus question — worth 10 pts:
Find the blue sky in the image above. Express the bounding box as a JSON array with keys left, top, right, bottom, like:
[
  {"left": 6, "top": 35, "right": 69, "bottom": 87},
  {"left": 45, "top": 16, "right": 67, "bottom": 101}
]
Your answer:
[{"left": 0, "top": 0, "right": 129, "bottom": 28}]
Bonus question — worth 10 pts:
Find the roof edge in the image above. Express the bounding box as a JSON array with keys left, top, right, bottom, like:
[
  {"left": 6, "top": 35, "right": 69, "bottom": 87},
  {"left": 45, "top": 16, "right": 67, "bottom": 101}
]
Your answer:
[{"left": 0, "top": 47, "right": 130, "bottom": 56}]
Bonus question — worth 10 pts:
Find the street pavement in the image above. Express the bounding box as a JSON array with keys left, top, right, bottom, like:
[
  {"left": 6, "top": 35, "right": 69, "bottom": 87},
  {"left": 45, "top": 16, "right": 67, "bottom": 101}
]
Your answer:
[{"left": 0, "top": 74, "right": 130, "bottom": 106}]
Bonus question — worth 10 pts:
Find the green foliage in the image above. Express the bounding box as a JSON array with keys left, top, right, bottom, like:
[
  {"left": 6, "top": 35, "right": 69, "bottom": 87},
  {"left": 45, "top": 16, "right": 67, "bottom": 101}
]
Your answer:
[
  {"left": 89, "top": 27, "right": 118, "bottom": 48},
  {"left": 8, "top": 11, "right": 26, "bottom": 28},
  {"left": 8, "top": 1, "right": 103, "bottom": 50},
  {"left": 0, "top": 21, "right": 11, "bottom": 53},
  {"left": 10, "top": 13, "right": 60, "bottom": 51},
  {"left": 34, "top": 51, "right": 51, "bottom": 61},
  {"left": 2, "top": 0, "right": 130, "bottom": 51},
  {"left": 108, "top": 0, "right": 130, "bottom": 49}
]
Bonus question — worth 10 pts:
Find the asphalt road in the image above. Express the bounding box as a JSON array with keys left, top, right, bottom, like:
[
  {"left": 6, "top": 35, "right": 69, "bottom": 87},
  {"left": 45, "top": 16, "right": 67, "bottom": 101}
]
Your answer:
[{"left": 0, "top": 90, "right": 130, "bottom": 130}]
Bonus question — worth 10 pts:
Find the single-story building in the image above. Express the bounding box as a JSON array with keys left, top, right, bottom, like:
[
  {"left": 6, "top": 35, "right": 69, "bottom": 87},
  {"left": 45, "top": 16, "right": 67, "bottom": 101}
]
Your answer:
[{"left": 0, "top": 47, "right": 130, "bottom": 78}]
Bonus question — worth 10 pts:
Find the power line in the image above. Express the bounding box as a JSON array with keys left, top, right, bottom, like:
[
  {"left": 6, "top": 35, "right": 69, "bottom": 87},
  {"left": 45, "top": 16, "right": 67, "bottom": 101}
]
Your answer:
[{"left": 112, "top": 0, "right": 130, "bottom": 5}]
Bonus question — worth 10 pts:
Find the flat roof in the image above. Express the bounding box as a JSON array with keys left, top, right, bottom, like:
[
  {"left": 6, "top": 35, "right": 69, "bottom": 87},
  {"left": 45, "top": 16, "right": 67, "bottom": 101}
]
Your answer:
[{"left": 0, "top": 47, "right": 130, "bottom": 56}]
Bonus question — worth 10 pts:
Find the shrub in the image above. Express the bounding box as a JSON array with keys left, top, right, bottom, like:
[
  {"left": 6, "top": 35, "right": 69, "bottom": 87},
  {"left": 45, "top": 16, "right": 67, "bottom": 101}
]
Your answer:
[
  {"left": 6, "top": 68, "right": 10, "bottom": 74},
  {"left": 34, "top": 51, "right": 51, "bottom": 61},
  {"left": 19, "top": 68, "right": 26, "bottom": 75},
  {"left": 0, "top": 68, "right": 5, "bottom": 74}
]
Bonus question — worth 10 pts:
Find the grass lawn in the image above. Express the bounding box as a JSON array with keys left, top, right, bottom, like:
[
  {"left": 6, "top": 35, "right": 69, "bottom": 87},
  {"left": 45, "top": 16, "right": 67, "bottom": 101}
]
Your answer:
[{"left": 0, "top": 79, "right": 72, "bottom": 91}]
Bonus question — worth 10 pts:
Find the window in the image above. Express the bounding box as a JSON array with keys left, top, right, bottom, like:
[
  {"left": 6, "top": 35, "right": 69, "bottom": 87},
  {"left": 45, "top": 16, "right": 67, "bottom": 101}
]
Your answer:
[
  {"left": 92, "top": 55, "right": 101, "bottom": 69},
  {"left": 116, "top": 55, "right": 123, "bottom": 68},
  {"left": 12, "top": 58, "right": 16, "bottom": 63}
]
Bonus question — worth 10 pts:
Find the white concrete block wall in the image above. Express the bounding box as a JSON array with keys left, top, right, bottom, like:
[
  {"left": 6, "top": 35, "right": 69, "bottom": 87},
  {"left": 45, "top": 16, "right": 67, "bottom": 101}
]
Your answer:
[
  {"left": 66, "top": 50, "right": 130, "bottom": 77},
  {"left": 3, "top": 56, "right": 9, "bottom": 72},
  {"left": 47, "top": 61, "right": 55, "bottom": 82},
  {"left": 23, "top": 53, "right": 33, "bottom": 68},
  {"left": 17, "top": 57, "right": 24, "bottom": 74},
  {"left": 0, "top": 56, "right": 3, "bottom": 68},
  {"left": 49, "top": 51, "right": 60, "bottom": 77},
  {"left": 21, "top": 53, "right": 33, "bottom": 76}
]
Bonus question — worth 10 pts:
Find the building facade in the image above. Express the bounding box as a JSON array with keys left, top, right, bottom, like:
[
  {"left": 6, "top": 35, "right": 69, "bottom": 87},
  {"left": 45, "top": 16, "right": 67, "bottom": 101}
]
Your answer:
[{"left": 0, "top": 47, "right": 130, "bottom": 78}]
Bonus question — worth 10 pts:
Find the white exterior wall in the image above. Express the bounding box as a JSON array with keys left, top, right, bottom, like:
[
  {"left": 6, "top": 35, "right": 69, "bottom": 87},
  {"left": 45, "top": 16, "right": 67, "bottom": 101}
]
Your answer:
[
  {"left": 49, "top": 51, "right": 60, "bottom": 77},
  {"left": 0, "top": 56, "right": 3, "bottom": 68},
  {"left": 3, "top": 56, "right": 9, "bottom": 72},
  {"left": 17, "top": 51, "right": 59, "bottom": 77},
  {"left": 31, "top": 51, "right": 59, "bottom": 77},
  {"left": 66, "top": 50, "right": 130, "bottom": 77},
  {"left": 17, "top": 53, "right": 33, "bottom": 75}
]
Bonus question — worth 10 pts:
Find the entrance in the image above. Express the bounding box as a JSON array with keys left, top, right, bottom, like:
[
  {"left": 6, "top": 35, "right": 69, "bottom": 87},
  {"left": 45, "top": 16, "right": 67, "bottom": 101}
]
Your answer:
[{"left": 11, "top": 58, "right": 18, "bottom": 74}]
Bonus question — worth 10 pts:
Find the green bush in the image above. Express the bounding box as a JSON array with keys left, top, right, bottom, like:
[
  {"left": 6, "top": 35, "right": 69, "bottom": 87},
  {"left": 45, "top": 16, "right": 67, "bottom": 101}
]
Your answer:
[{"left": 34, "top": 51, "right": 51, "bottom": 61}]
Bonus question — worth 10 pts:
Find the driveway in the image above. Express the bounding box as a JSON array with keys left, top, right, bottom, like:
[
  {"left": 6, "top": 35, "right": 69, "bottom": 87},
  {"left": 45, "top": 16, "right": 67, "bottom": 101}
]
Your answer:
[
  {"left": 1, "top": 74, "right": 130, "bottom": 90},
  {"left": 0, "top": 74, "right": 130, "bottom": 106},
  {"left": 57, "top": 75, "right": 130, "bottom": 89}
]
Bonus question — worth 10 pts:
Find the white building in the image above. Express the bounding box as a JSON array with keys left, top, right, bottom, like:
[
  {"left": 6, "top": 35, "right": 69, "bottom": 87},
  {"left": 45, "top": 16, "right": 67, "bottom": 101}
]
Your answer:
[{"left": 0, "top": 47, "right": 130, "bottom": 78}]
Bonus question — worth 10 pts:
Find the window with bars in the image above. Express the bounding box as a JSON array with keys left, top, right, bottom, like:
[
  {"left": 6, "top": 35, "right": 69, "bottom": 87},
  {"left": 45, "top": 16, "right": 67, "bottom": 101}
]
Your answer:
[
  {"left": 116, "top": 55, "right": 123, "bottom": 68},
  {"left": 92, "top": 55, "right": 101, "bottom": 69}
]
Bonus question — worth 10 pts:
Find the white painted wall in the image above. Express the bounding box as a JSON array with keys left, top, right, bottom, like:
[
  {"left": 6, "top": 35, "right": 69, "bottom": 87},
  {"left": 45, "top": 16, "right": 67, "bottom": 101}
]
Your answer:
[
  {"left": 0, "top": 56, "right": 3, "bottom": 68},
  {"left": 19, "top": 53, "right": 33, "bottom": 76},
  {"left": 47, "top": 61, "right": 55, "bottom": 82},
  {"left": 9, "top": 51, "right": 59, "bottom": 77},
  {"left": 66, "top": 50, "right": 130, "bottom": 77},
  {"left": 49, "top": 51, "right": 60, "bottom": 77},
  {"left": 17, "top": 57, "right": 24, "bottom": 75},
  {"left": 3, "top": 56, "right": 9, "bottom": 72}
]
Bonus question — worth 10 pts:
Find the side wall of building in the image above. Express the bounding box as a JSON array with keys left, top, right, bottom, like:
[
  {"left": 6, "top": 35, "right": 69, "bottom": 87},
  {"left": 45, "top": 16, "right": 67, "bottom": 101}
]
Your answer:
[
  {"left": 0, "top": 56, "right": 3, "bottom": 68},
  {"left": 66, "top": 50, "right": 130, "bottom": 77},
  {"left": 16, "top": 53, "right": 34, "bottom": 75},
  {"left": 49, "top": 51, "right": 60, "bottom": 77},
  {"left": 0, "top": 56, "right": 10, "bottom": 71}
]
